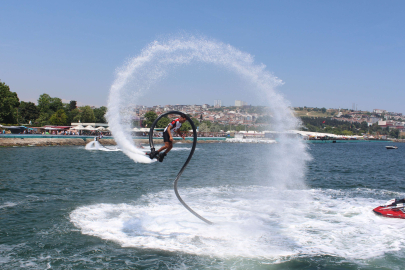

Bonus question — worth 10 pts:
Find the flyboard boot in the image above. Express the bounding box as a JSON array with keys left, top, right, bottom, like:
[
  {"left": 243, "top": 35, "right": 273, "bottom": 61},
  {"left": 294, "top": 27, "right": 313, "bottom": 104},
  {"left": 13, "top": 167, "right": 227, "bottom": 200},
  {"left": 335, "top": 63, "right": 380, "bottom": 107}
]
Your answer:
[
  {"left": 158, "top": 152, "right": 166, "bottom": 162},
  {"left": 148, "top": 149, "right": 160, "bottom": 160}
]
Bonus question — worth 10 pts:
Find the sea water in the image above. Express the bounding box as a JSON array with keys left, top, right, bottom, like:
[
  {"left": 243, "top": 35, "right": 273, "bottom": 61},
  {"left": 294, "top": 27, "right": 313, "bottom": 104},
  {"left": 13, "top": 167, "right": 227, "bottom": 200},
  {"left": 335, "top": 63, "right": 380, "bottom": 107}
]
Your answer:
[{"left": 1, "top": 142, "right": 404, "bottom": 269}]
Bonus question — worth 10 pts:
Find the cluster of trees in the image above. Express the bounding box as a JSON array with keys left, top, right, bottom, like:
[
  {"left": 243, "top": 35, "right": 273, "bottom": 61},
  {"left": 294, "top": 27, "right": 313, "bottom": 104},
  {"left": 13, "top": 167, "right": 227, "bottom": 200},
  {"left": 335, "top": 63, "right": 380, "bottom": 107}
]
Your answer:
[
  {"left": 0, "top": 82, "right": 20, "bottom": 124},
  {"left": 295, "top": 107, "right": 328, "bottom": 113},
  {"left": 0, "top": 81, "right": 107, "bottom": 126},
  {"left": 301, "top": 117, "right": 400, "bottom": 138}
]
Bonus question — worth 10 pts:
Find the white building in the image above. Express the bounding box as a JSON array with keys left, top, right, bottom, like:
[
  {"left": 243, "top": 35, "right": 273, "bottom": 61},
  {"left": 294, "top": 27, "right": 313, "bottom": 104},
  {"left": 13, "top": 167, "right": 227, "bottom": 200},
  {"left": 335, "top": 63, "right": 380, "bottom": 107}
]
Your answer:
[
  {"left": 235, "top": 100, "right": 247, "bottom": 107},
  {"left": 214, "top": 100, "right": 222, "bottom": 108}
]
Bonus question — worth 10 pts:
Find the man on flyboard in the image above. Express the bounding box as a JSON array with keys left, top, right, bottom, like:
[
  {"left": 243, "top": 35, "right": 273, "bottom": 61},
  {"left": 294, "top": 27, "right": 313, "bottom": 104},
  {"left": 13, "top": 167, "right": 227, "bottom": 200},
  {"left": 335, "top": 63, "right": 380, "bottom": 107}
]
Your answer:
[{"left": 150, "top": 114, "right": 187, "bottom": 162}]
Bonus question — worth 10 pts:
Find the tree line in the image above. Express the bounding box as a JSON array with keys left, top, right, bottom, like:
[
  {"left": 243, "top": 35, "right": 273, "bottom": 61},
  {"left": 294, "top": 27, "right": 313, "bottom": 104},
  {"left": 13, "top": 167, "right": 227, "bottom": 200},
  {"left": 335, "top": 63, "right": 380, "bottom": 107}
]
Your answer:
[{"left": 0, "top": 81, "right": 106, "bottom": 126}]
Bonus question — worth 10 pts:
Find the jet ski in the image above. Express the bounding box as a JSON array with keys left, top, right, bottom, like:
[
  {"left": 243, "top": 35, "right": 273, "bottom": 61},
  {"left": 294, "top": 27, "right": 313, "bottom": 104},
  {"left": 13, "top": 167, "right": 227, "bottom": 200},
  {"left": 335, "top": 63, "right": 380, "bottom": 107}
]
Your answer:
[{"left": 373, "top": 198, "right": 405, "bottom": 219}]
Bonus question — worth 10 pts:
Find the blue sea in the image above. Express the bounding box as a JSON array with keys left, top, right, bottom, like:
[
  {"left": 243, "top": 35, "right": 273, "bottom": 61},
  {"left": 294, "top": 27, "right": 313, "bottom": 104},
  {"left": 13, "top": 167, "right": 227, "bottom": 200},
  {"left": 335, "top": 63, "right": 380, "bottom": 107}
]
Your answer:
[{"left": 1, "top": 141, "right": 404, "bottom": 269}]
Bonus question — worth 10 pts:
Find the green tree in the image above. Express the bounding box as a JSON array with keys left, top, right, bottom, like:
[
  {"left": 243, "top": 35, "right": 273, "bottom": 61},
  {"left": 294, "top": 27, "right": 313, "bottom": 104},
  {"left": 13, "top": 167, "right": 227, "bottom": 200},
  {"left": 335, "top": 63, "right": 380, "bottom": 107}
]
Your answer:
[
  {"left": 66, "top": 108, "right": 81, "bottom": 125},
  {"left": 36, "top": 113, "right": 50, "bottom": 126},
  {"left": 210, "top": 123, "right": 222, "bottom": 132},
  {"left": 199, "top": 122, "right": 210, "bottom": 132},
  {"left": 143, "top": 111, "right": 158, "bottom": 127},
  {"left": 0, "top": 81, "right": 20, "bottom": 124},
  {"left": 49, "top": 109, "right": 68, "bottom": 125},
  {"left": 69, "top": 100, "right": 77, "bottom": 111},
  {"left": 306, "top": 124, "right": 318, "bottom": 132},
  {"left": 235, "top": 124, "right": 245, "bottom": 131},
  {"left": 38, "top": 94, "right": 61, "bottom": 115},
  {"left": 341, "top": 130, "right": 353, "bottom": 136},
  {"left": 37, "top": 93, "right": 52, "bottom": 115},
  {"left": 157, "top": 116, "right": 170, "bottom": 128},
  {"left": 71, "top": 108, "right": 81, "bottom": 123},
  {"left": 18, "top": 101, "right": 39, "bottom": 124},
  {"left": 94, "top": 106, "right": 107, "bottom": 123},
  {"left": 49, "top": 97, "right": 63, "bottom": 112},
  {"left": 191, "top": 117, "right": 200, "bottom": 127},
  {"left": 389, "top": 129, "right": 399, "bottom": 139},
  {"left": 180, "top": 117, "right": 200, "bottom": 132},
  {"left": 80, "top": 106, "right": 95, "bottom": 122},
  {"left": 181, "top": 121, "right": 192, "bottom": 131},
  {"left": 36, "top": 94, "right": 64, "bottom": 124},
  {"left": 201, "top": 120, "right": 212, "bottom": 128}
]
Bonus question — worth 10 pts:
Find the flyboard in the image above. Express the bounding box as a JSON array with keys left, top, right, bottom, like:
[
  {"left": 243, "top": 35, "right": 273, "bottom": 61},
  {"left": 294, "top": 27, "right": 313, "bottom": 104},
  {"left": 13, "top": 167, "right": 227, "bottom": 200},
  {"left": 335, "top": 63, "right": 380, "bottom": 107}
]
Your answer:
[
  {"left": 147, "top": 111, "right": 213, "bottom": 225},
  {"left": 373, "top": 198, "right": 405, "bottom": 219}
]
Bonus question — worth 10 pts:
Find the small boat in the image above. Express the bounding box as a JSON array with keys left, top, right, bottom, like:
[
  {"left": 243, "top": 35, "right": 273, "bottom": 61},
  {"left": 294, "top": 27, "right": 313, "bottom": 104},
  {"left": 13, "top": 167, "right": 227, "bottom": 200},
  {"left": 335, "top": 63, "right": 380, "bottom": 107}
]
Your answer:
[
  {"left": 386, "top": 146, "right": 398, "bottom": 149},
  {"left": 373, "top": 198, "right": 405, "bottom": 219}
]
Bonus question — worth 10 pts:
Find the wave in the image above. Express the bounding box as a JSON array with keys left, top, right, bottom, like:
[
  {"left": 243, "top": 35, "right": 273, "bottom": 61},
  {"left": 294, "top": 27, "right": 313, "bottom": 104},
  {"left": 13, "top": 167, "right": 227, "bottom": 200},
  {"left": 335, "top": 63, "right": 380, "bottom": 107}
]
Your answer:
[{"left": 70, "top": 186, "right": 405, "bottom": 261}]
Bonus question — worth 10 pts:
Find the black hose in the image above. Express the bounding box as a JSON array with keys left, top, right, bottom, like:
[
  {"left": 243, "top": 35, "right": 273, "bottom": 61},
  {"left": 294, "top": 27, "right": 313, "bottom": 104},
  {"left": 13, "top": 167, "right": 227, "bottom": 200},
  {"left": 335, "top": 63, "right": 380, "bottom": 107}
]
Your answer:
[{"left": 148, "top": 111, "right": 213, "bottom": 225}]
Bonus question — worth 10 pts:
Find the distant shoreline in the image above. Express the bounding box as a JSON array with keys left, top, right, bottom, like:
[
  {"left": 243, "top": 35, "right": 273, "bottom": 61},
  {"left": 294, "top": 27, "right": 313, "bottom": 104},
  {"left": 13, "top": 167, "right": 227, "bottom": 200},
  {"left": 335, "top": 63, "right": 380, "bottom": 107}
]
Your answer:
[
  {"left": 0, "top": 135, "right": 225, "bottom": 147},
  {"left": 0, "top": 135, "right": 402, "bottom": 147}
]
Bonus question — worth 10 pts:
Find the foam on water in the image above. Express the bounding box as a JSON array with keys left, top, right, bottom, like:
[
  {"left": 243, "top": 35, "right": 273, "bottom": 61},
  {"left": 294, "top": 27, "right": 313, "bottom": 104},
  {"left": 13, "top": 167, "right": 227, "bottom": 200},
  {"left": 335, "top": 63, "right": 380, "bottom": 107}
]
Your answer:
[
  {"left": 169, "top": 146, "right": 199, "bottom": 151},
  {"left": 85, "top": 140, "right": 121, "bottom": 151},
  {"left": 70, "top": 186, "right": 405, "bottom": 262},
  {"left": 0, "top": 202, "right": 18, "bottom": 209}
]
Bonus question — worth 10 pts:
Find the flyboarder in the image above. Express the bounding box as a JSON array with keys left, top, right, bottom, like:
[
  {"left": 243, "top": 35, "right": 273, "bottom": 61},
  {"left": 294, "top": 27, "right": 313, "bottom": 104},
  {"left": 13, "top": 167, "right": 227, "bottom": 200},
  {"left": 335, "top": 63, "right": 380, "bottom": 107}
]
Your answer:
[{"left": 150, "top": 114, "right": 187, "bottom": 162}]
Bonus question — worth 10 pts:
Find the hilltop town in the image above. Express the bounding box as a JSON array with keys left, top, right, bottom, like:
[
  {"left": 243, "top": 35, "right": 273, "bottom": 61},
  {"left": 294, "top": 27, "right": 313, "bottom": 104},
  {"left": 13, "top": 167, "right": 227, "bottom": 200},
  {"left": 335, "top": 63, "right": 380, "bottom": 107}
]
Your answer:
[{"left": 133, "top": 101, "right": 404, "bottom": 138}]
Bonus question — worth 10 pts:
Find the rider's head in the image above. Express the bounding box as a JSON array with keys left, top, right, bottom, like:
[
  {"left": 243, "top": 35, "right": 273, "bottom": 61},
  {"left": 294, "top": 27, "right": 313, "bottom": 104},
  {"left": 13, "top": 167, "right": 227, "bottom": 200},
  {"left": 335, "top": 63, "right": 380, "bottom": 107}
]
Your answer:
[{"left": 179, "top": 114, "right": 187, "bottom": 123}]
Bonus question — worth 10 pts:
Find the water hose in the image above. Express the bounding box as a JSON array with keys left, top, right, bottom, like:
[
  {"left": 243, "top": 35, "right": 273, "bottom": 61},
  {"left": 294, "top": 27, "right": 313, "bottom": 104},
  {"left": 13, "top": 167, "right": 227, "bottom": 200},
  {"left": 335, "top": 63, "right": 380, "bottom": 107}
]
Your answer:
[{"left": 148, "top": 111, "right": 213, "bottom": 225}]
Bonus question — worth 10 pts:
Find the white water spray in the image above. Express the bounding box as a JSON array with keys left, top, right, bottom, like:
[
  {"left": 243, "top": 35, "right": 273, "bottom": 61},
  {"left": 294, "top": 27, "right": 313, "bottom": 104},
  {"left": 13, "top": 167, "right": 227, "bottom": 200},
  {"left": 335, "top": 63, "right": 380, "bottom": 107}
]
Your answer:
[
  {"left": 85, "top": 140, "right": 120, "bottom": 151},
  {"left": 107, "top": 36, "right": 310, "bottom": 188},
  {"left": 70, "top": 187, "right": 404, "bottom": 261}
]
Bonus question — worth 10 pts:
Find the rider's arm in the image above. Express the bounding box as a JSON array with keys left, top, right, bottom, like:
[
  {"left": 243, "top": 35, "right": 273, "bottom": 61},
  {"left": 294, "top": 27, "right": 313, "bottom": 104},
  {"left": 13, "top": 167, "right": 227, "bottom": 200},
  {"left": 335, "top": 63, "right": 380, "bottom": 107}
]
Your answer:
[{"left": 177, "top": 129, "right": 185, "bottom": 139}]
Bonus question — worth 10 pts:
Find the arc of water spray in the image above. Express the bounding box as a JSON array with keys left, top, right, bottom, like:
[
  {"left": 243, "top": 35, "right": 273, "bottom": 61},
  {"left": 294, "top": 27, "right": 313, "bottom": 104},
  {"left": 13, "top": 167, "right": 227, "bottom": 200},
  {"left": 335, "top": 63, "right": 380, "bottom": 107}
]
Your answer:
[
  {"left": 107, "top": 36, "right": 309, "bottom": 212},
  {"left": 148, "top": 111, "right": 213, "bottom": 225}
]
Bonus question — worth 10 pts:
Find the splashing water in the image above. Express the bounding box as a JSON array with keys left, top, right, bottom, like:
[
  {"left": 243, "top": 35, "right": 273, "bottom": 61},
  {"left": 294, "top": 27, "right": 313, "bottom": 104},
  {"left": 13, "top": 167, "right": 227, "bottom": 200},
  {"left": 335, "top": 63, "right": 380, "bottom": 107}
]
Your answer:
[
  {"left": 70, "top": 186, "right": 405, "bottom": 261},
  {"left": 106, "top": 36, "right": 310, "bottom": 188},
  {"left": 85, "top": 140, "right": 121, "bottom": 151}
]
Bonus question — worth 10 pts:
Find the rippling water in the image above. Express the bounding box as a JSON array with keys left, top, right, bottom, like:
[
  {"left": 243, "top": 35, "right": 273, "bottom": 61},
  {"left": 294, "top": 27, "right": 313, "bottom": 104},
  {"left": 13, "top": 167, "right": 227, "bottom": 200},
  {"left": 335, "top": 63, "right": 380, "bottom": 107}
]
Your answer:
[{"left": 1, "top": 141, "right": 404, "bottom": 269}]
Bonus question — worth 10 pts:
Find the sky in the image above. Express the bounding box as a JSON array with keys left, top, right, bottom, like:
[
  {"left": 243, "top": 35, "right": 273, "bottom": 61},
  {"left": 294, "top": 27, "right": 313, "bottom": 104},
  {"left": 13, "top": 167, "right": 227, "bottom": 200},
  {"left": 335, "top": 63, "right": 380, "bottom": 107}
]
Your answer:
[{"left": 1, "top": 0, "right": 404, "bottom": 113}]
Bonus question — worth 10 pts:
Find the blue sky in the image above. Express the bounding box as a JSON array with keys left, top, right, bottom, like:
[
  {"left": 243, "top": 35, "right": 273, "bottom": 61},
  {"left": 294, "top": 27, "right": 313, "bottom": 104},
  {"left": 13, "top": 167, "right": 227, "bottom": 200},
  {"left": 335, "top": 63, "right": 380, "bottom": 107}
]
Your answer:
[{"left": 1, "top": 1, "right": 404, "bottom": 113}]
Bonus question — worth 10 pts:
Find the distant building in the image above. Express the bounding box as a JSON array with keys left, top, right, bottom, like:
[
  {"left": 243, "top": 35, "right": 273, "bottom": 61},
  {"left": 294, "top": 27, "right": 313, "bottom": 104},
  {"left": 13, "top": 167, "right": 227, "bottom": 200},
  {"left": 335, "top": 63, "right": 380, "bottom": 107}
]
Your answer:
[
  {"left": 235, "top": 100, "right": 247, "bottom": 107},
  {"left": 214, "top": 100, "right": 222, "bottom": 108},
  {"left": 367, "top": 116, "right": 381, "bottom": 126},
  {"left": 373, "top": 109, "right": 387, "bottom": 114}
]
